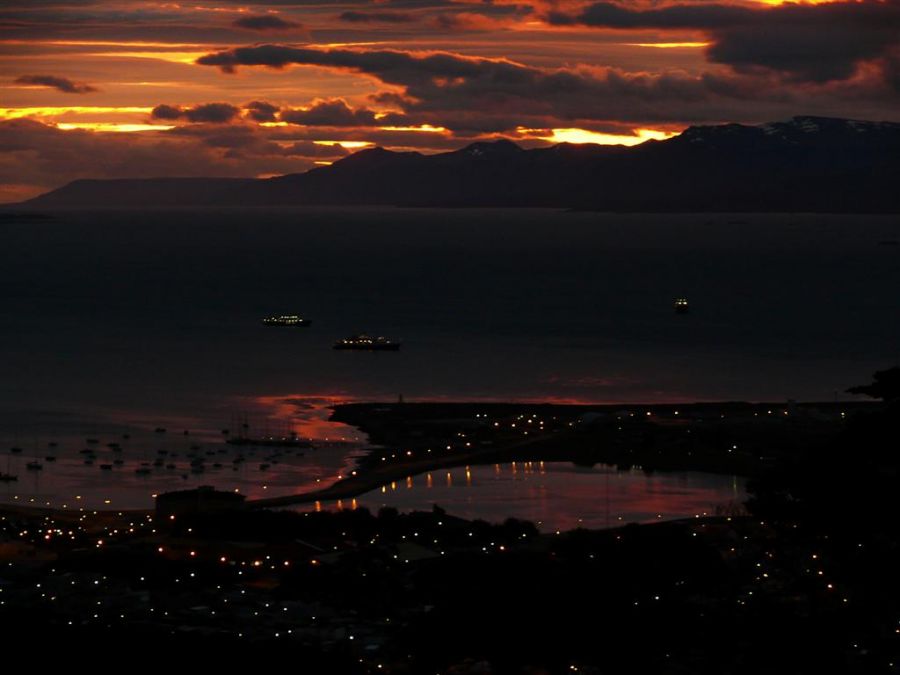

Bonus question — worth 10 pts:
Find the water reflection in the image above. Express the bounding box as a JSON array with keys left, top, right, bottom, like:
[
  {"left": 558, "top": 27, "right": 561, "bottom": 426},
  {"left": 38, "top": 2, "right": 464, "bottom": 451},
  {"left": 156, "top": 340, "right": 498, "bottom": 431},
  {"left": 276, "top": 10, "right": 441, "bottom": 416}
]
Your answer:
[
  {"left": 0, "top": 407, "right": 365, "bottom": 509},
  {"left": 334, "top": 462, "right": 745, "bottom": 532}
]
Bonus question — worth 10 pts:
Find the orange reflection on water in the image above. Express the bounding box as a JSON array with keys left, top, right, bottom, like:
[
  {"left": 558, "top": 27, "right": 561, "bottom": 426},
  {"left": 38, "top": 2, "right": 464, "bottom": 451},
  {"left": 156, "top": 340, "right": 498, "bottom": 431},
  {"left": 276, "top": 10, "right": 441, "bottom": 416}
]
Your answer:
[
  {"left": 248, "top": 393, "right": 360, "bottom": 440},
  {"left": 356, "top": 462, "right": 745, "bottom": 532}
]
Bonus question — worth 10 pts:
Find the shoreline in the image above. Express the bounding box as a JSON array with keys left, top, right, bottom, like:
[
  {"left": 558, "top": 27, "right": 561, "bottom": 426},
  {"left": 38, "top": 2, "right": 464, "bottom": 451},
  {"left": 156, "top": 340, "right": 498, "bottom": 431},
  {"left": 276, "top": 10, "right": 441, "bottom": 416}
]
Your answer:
[
  {"left": 251, "top": 398, "right": 868, "bottom": 508},
  {"left": 1, "top": 399, "right": 876, "bottom": 519}
]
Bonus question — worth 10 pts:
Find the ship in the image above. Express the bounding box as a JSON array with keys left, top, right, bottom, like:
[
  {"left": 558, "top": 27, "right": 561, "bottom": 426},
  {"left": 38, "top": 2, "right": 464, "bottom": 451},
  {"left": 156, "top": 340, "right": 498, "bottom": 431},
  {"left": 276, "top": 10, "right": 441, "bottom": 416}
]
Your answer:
[
  {"left": 0, "top": 472, "right": 17, "bottom": 482},
  {"left": 333, "top": 334, "right": 401, "bottom": 351},
  {"left": 262, "top": 314, "right": 311, "bottom": 327},
  {"left": 674, "top": 298, "right": 690, "bottom": 314}
]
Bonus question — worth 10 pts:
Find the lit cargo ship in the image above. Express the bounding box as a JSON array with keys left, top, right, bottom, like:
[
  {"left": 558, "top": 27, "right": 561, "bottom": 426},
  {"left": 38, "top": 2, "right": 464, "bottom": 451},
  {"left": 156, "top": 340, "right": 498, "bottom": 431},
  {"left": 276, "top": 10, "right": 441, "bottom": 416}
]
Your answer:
[
  {"left": 262, "top": 315, "right": 311, "bottom": 327},
  {"left": 333, "top": 334, "right": 401, "bottom": 351}
]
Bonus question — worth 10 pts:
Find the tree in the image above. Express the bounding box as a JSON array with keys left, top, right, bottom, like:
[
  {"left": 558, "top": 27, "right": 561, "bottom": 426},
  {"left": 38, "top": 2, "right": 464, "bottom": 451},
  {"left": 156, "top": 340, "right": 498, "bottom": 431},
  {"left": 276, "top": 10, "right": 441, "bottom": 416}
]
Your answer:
[{"left": 846, "top": 366, "right": 900, "bottom": 402}]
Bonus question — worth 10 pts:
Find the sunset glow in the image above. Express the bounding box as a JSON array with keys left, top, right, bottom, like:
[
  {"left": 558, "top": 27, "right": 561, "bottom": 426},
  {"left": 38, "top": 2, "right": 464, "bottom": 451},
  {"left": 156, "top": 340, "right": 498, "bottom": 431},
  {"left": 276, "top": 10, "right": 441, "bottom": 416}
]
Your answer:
[
  {"left": 313, "top": 140, "right": 374, "bottom": 149},
  {"left": 625, "top": 42, "right": 710, "bottom": 49},
  {"left": 1, "top": 0, "right": 897, "bottom": 200},
  {"left": 55, "top": 122, "right": 176, "bottom": 132},
  {"left": 0, "top": 0, "right": 897, "bottom": 666},
  {"left": 528, "top": 127, "right": 679, "bottom": 146},
  {"left": 0, "top": 107, "right": 156, "bottom": 120},
  {"left": 379, "top": 125, "right": 450, "bottom": 134}
]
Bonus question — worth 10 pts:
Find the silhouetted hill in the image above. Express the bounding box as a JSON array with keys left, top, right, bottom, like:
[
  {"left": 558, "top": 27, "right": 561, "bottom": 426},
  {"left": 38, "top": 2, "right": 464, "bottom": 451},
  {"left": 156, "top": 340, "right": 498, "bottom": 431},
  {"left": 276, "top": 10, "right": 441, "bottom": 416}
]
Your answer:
[
  {"left": 29, "top": 177, "right": 258, "bottom": 208},
  {"left": 20, "top": 116, "right": 900, "bottom": 211}
]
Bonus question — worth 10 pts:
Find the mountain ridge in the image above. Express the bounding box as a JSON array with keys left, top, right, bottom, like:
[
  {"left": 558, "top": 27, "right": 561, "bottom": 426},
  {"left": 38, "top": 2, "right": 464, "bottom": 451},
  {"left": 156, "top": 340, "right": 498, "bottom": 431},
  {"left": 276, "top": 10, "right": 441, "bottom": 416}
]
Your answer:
[{"left": 16, "top": 116, "right": 900, "bottom": 212}]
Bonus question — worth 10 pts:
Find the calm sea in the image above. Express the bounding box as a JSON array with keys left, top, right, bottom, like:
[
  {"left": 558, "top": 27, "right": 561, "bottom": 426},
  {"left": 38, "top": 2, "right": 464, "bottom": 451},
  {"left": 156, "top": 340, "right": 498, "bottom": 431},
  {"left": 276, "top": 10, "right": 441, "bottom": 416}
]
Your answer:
[{"left": 0, "top": 208, "right": 896, "bottom": 512}]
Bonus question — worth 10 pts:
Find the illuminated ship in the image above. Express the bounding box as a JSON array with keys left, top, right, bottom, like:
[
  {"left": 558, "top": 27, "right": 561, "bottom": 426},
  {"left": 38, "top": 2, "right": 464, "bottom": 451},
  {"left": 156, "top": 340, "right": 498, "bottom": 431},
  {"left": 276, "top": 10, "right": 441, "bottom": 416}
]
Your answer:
[
  {"left": 262, "top": 315, "right": 311, "bottom": 327},
  {"left": 674, "top": 298, "right": 690, "bottom": 314},
  {"left": 333, "top": 334, "right": 401, "bottom": 351}
]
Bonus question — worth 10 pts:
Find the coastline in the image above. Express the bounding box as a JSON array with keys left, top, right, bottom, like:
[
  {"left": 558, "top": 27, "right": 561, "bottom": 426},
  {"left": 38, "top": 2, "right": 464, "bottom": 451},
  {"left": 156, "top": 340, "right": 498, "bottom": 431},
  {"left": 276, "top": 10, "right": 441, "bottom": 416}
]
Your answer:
[
  {"left": 2, "top": 395, "right": 896, "bottom": 670},
  {"left": 246, "top": 399, "right": 869, "bottom": 509},
  {"left": 1, "top": 399, "right": 875, "bottom": 518}
]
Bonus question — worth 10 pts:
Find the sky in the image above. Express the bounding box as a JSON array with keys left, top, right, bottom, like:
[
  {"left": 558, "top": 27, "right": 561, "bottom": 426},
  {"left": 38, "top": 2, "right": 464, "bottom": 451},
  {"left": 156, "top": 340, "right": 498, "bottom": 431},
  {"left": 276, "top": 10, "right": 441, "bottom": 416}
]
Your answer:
[{"left": 1, "top": 0, "right": 898, "bottom": 202}]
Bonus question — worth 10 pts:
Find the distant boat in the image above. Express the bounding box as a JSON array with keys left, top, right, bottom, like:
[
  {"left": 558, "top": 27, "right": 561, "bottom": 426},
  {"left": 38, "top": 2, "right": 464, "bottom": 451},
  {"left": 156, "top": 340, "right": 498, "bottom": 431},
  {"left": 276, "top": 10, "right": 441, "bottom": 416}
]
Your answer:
[
  {"left": 9, "top": 447, "right": 22, "bottom": 454},
  {"left": 0, "top": 473, "right": 17, "bottom": 482},
  {"left": 26, "top": 461, "right": 43, "bottom": 471},
  {"left": 334, "top": 334, "right": 401, "bottom": 351},
  {"left": 263, "top": 314, "right": 311, "bottom": 327},
  {"left": 674, "top": 298, "right": 690, "bottom": 314}
]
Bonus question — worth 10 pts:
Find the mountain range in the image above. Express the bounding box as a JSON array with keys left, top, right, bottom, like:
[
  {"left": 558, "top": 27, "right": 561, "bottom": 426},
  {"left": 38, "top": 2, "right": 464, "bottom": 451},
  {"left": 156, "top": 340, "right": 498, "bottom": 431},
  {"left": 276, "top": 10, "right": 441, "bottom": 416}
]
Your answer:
[{"left": 19, "top": 116, "right": 900, "bottom": 212}]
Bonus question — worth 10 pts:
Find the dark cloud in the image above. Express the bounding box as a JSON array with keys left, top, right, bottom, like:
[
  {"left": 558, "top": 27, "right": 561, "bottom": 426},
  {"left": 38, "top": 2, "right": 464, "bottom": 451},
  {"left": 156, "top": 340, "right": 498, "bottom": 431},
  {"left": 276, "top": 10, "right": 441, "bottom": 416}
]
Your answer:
[
  {"left": 166, "top": 123, "right": 263, "bottom": 149},
  {"left": 338, "top": 11, "right": 416, "bottom": 24},
  {"left": 280, "top": 99, "right": 398, "bottom": 127},
  {"left": 547, "top": 1, "right": 900, "bottom": 84},
  {"left": 150, "top": 104, "right": 183, "bottom": 121},
  {"left": 14, "top": 74, "right": 98, "bottom": 94},
  {"left": 164, "top": 123, "right": 350, "bottom": 158},
  {"left": 547, "top": 3, "right": 748, "bottom": 30},
  {"left": 0, "top": 0, "right": 101, "bottom": 5},
  {"left": 151, "top": 103, "right": 242, "bottom": 124},
  {"left": 430, "top": 12, "right": 504, "bottom": 32},
  {"left": 245, "top": 100, "right": 281, "bottom": 123},
  {"left": 232, "top": 14, "right": 304, "bottom": 31},
  {"left": 194, "top": 44, "right": 734, "bottom": 125},
  {"left": 196, "top": 42, "right": 900, "bottom": 130}
]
